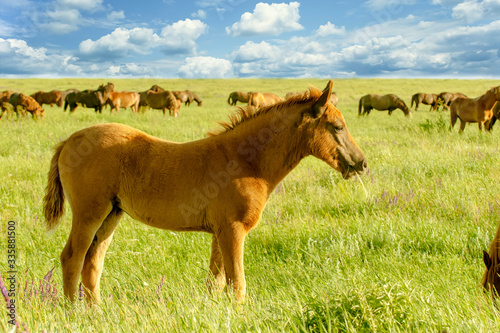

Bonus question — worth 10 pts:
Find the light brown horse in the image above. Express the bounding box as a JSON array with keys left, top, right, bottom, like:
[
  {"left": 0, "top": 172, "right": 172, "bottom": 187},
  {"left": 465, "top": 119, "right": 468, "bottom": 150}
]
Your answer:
[
  {"left": 358, "top": 94, "right": 411, "bottom": 117},
  {"left": 248, "top": 92, "right": 282, "bottom": 108},
  {"left": 31, "top": 90, "right": 63, "bottom": 108},
  {"left": 145, "top": 90, "right": 181, "bottom": 116},
  {"left": 227, "top": 91, "right": 251, "bottom": 106},
  {"left": 42, "top": 81, "right": 367, "bottom": 304},
  {"left": 482, "top": 223, "right": 500, "bottom": 297},
  {"left": 411, "top": 93, "right": 438, "bottom": 111},
  {"left": 106, "top": 91, "right": 140, "bottom": 114},
  {"left": 450, "top": 86, "right": 500, "bottom": 133}
]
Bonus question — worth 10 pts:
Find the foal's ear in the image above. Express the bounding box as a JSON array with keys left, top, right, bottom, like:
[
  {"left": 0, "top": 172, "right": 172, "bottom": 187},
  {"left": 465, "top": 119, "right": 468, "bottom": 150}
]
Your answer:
[
  {"left": 484, "top": 250, "right": 493, "bottom": 269},
  {"left": 312, "top": 80, "right": 333, "bottom": 117}
]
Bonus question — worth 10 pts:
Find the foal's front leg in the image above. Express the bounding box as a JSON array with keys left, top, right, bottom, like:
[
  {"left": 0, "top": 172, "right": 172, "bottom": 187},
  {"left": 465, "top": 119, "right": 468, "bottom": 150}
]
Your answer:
[{"left": 218, "top": 223, "right": 248, "bottom": 302}]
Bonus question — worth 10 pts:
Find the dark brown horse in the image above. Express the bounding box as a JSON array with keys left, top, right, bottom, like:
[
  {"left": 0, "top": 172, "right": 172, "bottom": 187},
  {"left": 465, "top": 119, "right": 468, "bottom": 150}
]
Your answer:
[
  {"left": 358, "top": 94, "right": 411, "bottom": 116},
  {"left": 437, "top": 92, "right": 467, "bottom": 111},
  {"left": 450, "top": 86, "right": 500, "bottom": 133},
  {"left": 42, "top": 81, "right": 367, "bottom": 304},
  {"left": 411, "top": 93, "right": 438, "bottom": 111},
  {"left": 64, "top": 83, "right": 114, "bottom": 113},
  {"left": 173, "top": 90, "right": 202, "bottom": 106},
  {"left": 485, "top": 102, "right": 500, "bottom": 131},
  {"left": 6, "top": 93, "right": 45, "bottom": 119}
]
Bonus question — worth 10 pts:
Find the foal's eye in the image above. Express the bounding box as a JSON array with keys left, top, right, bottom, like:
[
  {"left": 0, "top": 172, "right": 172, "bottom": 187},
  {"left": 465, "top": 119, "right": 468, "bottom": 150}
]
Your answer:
[{"left": 328, "top": 123, "right": 344, "bottom": 134}]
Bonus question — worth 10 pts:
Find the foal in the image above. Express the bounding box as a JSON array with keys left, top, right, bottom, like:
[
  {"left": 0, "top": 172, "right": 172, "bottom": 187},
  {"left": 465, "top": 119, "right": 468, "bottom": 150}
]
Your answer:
[{"left": 43, "top": 81, "right": 367, "bottom": 303}]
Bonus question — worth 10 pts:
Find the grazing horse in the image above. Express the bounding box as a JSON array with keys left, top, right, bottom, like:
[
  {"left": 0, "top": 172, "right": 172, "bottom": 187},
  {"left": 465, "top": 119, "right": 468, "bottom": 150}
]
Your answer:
[
  {"left": 31, "top": 90, "right": 63, "bottom": 108},
  {"left": 227, "top": 91, "right": 251, "bottom": 106},
  {"left": 482, "top": 223, "right": 500, "bottom": 297},
  {"left": 42, "top": 81, "right": 367, "bottom": 304},
  {"left": 437, "top": 92, "right": 467, "bottom": 111},
  {"left": 173, "top": 90, "right": 203, "bottom": 107},
  {"left": 450, "top": 86, "right": 500, "bottom": 133},
  {"left": 411, "top": 93, "right": 438, "bottom": 111},
  {"left": 358, "top": 94, "right": 411, "bottom": 117},
  {"left": 145, "top": 90, "right": 181, "bottom": 116},
  {"left": 248, "top": 92, "right": 282, "bottom": 108},
  {"left": 106, "top": 91, "right": 140, "bottom": 114},
  {"left": 7, "top": 93, "right": 45, "bottom": 119},
  {"left": 0, "top": 91, "right": 14, "bottom": 119},
  {"left": 64, "top": 83, "right": 114, "bottom": 113}
]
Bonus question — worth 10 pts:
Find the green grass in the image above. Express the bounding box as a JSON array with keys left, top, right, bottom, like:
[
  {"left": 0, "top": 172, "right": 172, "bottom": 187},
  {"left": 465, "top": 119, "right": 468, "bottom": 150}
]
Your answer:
[{"left": 1, "top": 78, "right": 500, "bottom": 332}]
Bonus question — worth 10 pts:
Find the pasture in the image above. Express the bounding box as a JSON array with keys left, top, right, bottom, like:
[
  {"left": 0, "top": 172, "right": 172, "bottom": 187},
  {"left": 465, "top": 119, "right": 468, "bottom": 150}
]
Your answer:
[{"left": 1, "top": 78, "right": 500, "bottom": 332}]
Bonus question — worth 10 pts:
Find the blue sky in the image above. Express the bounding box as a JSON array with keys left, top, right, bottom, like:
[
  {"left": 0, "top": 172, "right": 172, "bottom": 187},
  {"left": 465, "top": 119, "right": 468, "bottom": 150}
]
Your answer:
[{"left": 0, "top": 0, "right": 499, "bottom": 78}]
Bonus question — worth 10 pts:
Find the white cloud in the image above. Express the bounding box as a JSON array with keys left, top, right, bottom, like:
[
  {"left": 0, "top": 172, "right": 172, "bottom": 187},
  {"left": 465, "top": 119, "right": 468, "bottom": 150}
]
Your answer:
[
  {"left": 315, "top": 22, "right": 346, "bottom": 36},
  {"left": 78, "top": 27, "right": 160, "bottom": 60},
  {"left": 452, "top": 0, "right": 500, "bottom": 23},
  {"left": 365, "top": 0, "right": 416, "bottom": 10},
  {"left": 39, "top": 9, "right": 81, "bottom": 34},
  {"left": 232, "top": 41, "right": 281, "bottom": 62},
  {"left": 191, "top": 9, "right": 207, "bottom": 19},
  {"left": 0, "top": 38, "right": 82, "bottom": 76},
  {"left": 226, "top": 2, "right": 304, "bottom": 36},
  {"left": 107, "top": 10, "right": 125, "bottom": 22},
  {"left": 56, "top": 0, "right": 103, "bottom": 11},
  {"left": 178, "top": 56, "right": 233, "bottom": 78},
  {"left": 160, "top": 19, "right": 208, "bottom": 54},
  {"left": 78, "top": 19, "right": 207, "bottom": 60}
]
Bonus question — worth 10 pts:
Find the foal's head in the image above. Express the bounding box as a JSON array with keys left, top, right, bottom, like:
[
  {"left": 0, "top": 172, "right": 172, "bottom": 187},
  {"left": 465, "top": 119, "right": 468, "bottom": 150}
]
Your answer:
[{"left": 304, "top": 80, "right": 368, "bottom": 179}]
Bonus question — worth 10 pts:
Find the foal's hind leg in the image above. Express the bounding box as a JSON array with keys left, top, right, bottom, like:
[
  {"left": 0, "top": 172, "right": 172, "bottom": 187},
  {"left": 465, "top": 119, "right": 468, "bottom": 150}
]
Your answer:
[
  {"left": 60, "top": 204, "right": 113, "bottom": 302},
  {"left": 81, "top": 206, "right": 123, "bottom": 303},
  {"left": 207, "top": 234, "right": 226, "bottom": 293}
]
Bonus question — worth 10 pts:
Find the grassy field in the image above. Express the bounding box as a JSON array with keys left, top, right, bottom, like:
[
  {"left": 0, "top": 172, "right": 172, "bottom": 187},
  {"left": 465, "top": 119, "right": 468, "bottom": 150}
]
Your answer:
[{"left": 1, "top": 78, "right": 500, "bottom": 332}]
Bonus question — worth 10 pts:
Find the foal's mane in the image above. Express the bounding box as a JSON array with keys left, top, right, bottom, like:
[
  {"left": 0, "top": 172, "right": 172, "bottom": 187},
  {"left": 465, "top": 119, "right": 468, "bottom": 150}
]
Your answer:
[{"left": 209, "top": 86, "right": 322, "bottom": 136}]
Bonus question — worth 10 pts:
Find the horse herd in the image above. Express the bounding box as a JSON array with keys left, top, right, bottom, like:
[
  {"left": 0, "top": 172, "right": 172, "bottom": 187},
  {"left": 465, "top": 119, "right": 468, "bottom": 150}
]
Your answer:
[{"left": 0, "top": 83, "right": 203, "bottom": 120}]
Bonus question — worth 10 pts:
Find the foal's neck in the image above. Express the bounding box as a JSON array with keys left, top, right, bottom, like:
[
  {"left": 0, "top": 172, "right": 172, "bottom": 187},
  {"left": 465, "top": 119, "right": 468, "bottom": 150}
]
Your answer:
[{"left": 227, "top": 110, "right": 308, "bottom": 194}]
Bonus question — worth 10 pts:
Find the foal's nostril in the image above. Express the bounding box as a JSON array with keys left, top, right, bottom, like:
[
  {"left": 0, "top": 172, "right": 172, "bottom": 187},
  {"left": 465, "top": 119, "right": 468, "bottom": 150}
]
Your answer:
[{"left": 362, "top": 161, "right": 368, "bottom": 170}]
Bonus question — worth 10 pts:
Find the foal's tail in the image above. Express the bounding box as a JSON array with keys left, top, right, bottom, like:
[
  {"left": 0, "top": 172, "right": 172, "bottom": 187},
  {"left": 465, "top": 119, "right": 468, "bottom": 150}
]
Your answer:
[
  {"left": 358, "top": 98, "right": 363, "bottom": 115},
  {"left": 43, "top": 140, "right": 66, "bottom": 233}
]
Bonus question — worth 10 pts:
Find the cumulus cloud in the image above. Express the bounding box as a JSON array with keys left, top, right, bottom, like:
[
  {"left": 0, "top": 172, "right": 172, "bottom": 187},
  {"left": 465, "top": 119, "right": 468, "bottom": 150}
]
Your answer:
[
  {"left": 78, "top": 27, "right": 160, "bottom": 60},
  {"left": 107, "top": 10, "right": 125, "bottom": 22},
  {"left": 226, "top": 2, "right": 304, "bottom": 36},
  {"left": 77, "top": 19, "right": 207, "bottom": 61},
  {"left": 315, "top": 22, "right": 346, "bottom": 36},
  {"left": 452, "top": 0, "right": 500, "bottom": 23},
  {"left": 178, "top": 56, "right": 233, "bottom": 78},
  {"left": 365, "top": 0, "right": 416, "bottom": 10},
  {"left": 56, "top": 0, "right": 103, "bottom": 11},
  {"left": 0, "top": 38, "right": 82, "bottom": 76},
  {"left": 160, "top": 19, "right": 207, "bottom": 54},
  {"left": 191, "top": 9, "right": 206, "bottom": 19}
]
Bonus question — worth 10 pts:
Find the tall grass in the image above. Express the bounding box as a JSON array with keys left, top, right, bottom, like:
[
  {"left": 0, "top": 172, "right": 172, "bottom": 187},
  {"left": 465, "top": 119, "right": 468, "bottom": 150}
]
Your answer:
[{"left": 1, "top": 78, "right": 500, "bottom": 332}]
